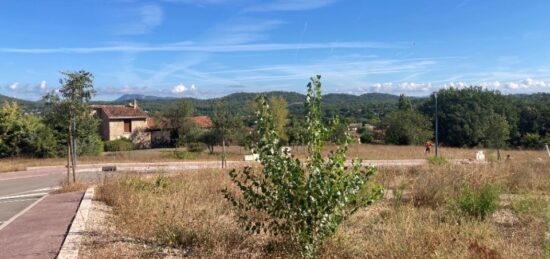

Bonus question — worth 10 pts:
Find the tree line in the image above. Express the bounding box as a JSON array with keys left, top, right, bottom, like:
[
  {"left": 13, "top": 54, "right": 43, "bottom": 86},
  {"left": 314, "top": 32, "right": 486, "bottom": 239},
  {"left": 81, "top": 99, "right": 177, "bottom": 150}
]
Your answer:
[{"left": 2, "top": 72, "right": 550, "bottom": 160}]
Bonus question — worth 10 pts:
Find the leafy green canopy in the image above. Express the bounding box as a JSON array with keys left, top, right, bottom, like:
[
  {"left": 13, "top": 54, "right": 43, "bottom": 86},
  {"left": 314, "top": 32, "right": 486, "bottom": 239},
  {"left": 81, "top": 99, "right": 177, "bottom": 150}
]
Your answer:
[
  {"left": 223, "top": 75, "right": 382, "bottom": 258},
  {"left": 0, "top": 102, "right": 57, "bottom": 158},
  {"left": 43, "top": 71, "right": 102, "bottom": 156}
]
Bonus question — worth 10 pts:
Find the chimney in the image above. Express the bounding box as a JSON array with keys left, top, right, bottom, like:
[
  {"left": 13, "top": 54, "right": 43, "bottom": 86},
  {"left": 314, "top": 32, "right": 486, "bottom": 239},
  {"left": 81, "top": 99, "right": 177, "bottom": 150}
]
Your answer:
[{"left": 133, "top": 99, "right": 138, "bottom": 109}]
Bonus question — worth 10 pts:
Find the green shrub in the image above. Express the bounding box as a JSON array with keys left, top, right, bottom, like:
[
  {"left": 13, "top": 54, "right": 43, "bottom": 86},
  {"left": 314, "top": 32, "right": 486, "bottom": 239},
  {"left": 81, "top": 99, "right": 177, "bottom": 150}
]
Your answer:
[
  {"left": 104, "top": 138, "right": 133, "bottom": 152},
  {"left": 187, "top": 142, "right": 207, "bottom": 153},
  {"left": 360, "top": 132, "right": 374, "bottom": 144},
  {"left": 456, "top": 184, "right": 500, "bottom": 219},
  {"left": 78, "top": 134, "right": 104, "bottom": 155},
  {"left": 427, "top": 156, "right": 447, "bottom": 165},
  {"left": 223, "top": 76, "right": 382, "bottom": 258},
  {"left": 521, "top": 133, "right": 541, "bottom": 149}
]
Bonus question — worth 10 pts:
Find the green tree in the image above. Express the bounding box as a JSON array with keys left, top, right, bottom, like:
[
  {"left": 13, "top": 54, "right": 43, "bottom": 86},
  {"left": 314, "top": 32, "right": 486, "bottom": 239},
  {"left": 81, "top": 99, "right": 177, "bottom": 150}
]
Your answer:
[
  {"left": 398, "top": 94, "right": 413, "bottom": 111},
  {"left": 421, "top": 87, "right": 518, "bottom": 147},
  {"left": 384, "top": 110, "right": 432, "bottom": 145},
  {"left": 164, "top": 99, "right": 194, "bottom": 146},
  {"left": 482, "top": 113, "right": 510, "bottom": 160},
  {"left": 269, "top": 96, "right": 289, "bottom": 143},
  {"left": 0, "top": 102, "right": 57, "bottom": 158},
  {"left": 43, "top": 70, "right": 97, "bottom": 183},
  {"left": 212, "top": 100, "right": 239, "bottom": 168},
  {"left": 223, "top": 75, "right": 382, "bottom": 257}
]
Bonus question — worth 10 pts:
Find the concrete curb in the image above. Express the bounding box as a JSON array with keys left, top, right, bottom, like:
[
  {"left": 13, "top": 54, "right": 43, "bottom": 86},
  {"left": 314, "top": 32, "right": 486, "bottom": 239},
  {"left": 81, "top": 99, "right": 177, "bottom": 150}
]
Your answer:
[
  {"left": 57, "top": 187, "right": 94, "bottom": 259},
  {"left": 0, "top": 195, "right": 48, "bottom": 231}
]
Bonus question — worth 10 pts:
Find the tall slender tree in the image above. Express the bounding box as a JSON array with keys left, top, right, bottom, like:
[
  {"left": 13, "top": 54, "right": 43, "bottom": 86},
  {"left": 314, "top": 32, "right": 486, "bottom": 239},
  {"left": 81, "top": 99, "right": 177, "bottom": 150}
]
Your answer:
[
  {"left": 43, "top": 71, "right": 95, "bottom": 183},
  {"left": 212, "top": 101, "right": 239, "bottom": 168},
  {"left": 269, "top": 96, "right": 289, "bottom": 143}
]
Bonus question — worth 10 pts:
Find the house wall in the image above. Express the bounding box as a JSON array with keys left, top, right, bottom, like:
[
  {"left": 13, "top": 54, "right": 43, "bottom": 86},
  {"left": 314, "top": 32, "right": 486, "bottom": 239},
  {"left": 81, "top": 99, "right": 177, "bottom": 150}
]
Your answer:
[{"left": 108, "top": 119, "right": 147, "bottom": 141}]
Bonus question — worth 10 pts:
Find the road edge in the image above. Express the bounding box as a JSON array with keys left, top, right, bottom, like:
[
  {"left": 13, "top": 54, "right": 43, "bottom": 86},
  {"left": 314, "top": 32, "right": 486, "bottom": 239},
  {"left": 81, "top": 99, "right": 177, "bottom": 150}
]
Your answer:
[
  {"left": 0, "top": 194, "right": 48, "bottom": 231},
  {"left": 57, "top": 187, "right": 95, "bottom": 259}
]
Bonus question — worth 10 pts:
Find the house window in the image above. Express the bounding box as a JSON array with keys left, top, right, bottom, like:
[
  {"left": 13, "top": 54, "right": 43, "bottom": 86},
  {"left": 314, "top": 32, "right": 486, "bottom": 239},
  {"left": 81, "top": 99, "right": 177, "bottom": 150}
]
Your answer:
[{"left": 124, "top": 120, "right": 132, "bottom": 133}]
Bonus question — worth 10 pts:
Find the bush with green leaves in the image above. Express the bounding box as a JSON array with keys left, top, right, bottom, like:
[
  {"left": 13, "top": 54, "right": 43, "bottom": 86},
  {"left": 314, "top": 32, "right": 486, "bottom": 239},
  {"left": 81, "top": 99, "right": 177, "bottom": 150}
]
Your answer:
[
  {"left": 0, "top": 101, "right": 58, "bottom": 158},
  {"left": 103, "top": 138, "right": 133, "bottom": 152},
  {"left": 456, "top": 183, "right": 500, "bottom": 219},
  {"left": 222, "top": 75, "right": 383, "bottom": 258},
  {"left": 521, "top": 133, "right": 542, "bottom": 149}
]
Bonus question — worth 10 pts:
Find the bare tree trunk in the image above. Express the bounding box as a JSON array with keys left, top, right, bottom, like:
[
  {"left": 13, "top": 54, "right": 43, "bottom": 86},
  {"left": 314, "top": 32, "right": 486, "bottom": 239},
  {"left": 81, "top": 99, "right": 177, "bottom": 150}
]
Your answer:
[
  {"left": 222, "top": 138, "right": 226, "bottom": 168},
  {"left": 71, "top": 120, "right": 77, "bottom": 183},
  {"left": 497, "top": 148, "right": 501, "bottom": 161}
]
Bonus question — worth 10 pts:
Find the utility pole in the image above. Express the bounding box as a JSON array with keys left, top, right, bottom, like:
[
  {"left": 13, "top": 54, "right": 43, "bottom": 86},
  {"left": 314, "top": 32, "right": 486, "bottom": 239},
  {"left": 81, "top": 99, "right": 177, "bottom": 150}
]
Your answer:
[
  {"left": 434, "top": 92, "right": 439, "bottom": 157},
  {"left": 72, "top": 118, "right": 77, "bottom": 183}
]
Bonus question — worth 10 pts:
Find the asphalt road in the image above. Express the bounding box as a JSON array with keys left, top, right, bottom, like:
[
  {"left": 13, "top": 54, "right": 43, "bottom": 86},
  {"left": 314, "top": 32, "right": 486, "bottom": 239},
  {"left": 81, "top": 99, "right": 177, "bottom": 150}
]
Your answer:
[{"left": 0, "top": 168, "right": 102, "bottom": 225}]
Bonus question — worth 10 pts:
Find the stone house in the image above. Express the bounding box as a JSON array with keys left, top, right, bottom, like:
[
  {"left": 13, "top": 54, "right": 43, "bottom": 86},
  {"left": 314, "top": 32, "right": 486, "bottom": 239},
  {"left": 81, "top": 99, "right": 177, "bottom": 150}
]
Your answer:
[{"left": 92, "top": 100, "right": 149, "bottom": 143}]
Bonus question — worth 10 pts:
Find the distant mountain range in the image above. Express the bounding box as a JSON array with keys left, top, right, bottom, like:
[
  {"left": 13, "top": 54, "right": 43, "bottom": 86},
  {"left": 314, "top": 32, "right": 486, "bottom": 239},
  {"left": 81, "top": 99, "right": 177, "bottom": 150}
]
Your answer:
[
  {"left": 114, "top": 94, "right": 178, "bottom": 102},
  {"left": 2, "top": 90, "right": 548, "bottom": 122}
]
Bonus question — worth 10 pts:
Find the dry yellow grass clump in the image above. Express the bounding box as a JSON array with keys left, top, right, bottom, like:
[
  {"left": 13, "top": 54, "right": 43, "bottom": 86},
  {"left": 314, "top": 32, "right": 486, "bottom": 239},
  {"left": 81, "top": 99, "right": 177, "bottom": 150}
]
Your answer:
[{"left": 86, "top": 158, "right": 550, "bottom": 258}]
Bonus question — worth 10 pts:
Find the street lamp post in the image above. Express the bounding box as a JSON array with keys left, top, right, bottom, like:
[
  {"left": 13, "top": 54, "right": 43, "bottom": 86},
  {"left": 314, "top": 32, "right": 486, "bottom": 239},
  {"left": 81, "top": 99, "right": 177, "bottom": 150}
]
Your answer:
[{"left": 434, "top": 93, "right": 439, "bottom": 157}]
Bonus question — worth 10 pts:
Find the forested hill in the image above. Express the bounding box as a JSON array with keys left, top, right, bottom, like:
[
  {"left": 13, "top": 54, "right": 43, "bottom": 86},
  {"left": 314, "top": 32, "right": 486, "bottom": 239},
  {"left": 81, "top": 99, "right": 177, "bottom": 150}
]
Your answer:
[
  {"left": 0, "top": 94, "right": 42, "bottom": 112},
  {"left": 91, "top": 91, "right": 405, "bottom": 122},
  {"left": 5, "top": 91, "right": 550, "bottom": 125}
]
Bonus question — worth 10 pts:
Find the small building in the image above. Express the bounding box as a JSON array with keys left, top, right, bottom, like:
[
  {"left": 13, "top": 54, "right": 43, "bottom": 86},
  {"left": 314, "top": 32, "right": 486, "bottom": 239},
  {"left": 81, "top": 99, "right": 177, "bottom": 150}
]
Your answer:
[{"left": 92, "top": 100, "right": 148, "bottom": 141}]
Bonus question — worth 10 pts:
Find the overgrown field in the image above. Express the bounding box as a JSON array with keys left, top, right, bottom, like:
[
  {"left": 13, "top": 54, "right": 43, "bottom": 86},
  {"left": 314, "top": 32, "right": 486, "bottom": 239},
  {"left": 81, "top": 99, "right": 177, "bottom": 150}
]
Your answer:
[
  {"left": 83, "top": 159, "right": 550, "bottom": 258},
  {"left": 1, "top": 144, "right": 545, "bottom": 173}
]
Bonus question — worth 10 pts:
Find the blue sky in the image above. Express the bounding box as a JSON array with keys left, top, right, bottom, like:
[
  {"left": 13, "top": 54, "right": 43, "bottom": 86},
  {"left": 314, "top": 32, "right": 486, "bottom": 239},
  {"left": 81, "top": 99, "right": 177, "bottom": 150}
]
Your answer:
[{"left": 1, "top": 0, "right": 550, "bottom": 100}]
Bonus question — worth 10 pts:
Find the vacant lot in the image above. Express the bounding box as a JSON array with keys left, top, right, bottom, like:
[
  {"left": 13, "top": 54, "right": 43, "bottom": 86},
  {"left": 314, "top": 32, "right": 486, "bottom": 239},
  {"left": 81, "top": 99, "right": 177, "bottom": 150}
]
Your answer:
[
  {"left": 81, "top": 157, "right": 550, "bottom": 258},
  {"left": 1, "top": 144, "right": 545, "bottom": 172}
]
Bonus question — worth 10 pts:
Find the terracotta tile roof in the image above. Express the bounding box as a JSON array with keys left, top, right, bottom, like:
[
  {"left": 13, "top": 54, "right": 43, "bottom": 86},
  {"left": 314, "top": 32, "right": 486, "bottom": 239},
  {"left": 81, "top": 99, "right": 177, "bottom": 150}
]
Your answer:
[
  {"left": 92, "top": 105, "right": 147, "bottom": 119},
  {"left": 191, "top": 116, "right": 212, "bottom": 128}
]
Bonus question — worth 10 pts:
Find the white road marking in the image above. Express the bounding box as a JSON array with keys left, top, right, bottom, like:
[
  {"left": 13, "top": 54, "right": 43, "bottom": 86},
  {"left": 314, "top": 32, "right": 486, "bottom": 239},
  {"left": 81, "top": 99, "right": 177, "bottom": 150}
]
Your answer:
[
  {"left": 0, "top": 192, "right": 49, "bottom": 201},
  {"left": 0, "top": 195, "right": 48, "bottom": 231},
  {"left": 7, "top": 187, "right": 58, "bottom": 196},
  {"left": 0, "top": 198, "right": 39, "bottom": 204}
]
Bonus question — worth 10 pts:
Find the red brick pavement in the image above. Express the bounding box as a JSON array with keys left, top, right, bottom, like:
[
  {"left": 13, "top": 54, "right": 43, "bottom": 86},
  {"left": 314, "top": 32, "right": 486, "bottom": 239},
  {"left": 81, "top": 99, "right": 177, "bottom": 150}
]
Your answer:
[{"left": 0, "top": 191, "right": 84, "bottom": 259}]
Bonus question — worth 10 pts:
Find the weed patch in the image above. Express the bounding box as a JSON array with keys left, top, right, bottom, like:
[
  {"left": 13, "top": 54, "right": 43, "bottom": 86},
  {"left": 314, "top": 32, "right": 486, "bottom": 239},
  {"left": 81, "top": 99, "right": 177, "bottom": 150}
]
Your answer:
[{"left": 456, "top": 184, "right": 500, "bottom": 219}]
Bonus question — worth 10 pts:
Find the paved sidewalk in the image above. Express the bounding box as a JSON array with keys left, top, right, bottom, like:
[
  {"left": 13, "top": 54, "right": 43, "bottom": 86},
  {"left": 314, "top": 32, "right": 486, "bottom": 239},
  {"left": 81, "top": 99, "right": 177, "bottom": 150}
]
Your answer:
[{"left": 0, "top": 191, "right": 84, "bottom": 259}]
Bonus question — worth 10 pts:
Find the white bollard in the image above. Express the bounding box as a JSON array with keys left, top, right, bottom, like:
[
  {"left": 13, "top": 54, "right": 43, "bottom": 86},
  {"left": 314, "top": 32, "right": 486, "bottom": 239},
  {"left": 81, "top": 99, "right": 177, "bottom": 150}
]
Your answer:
[
  {"left": 244, "top": 154, "right": 260, "bottom": 161},
  {"left": 476, "top": 150, "right": 485, "bottom": 161}
]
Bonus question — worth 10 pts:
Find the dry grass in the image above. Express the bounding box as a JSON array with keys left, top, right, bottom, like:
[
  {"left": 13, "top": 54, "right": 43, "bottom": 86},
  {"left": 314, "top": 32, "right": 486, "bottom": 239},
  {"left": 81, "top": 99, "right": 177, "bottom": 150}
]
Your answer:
[
  {"left": 86, "top": 157, "right": 550, "bottom": 258},
  {"left": 51, "top": 180, "right": 90, "bottom": 194},
  {"left": 95, "top": 171, "right": 291, "bottom": 258},
  {"left": 2, "top": 144, "right": 546, "bottom": 173},
  {"left": 0, "top": 146, "right": 249, "bottom": 173}
]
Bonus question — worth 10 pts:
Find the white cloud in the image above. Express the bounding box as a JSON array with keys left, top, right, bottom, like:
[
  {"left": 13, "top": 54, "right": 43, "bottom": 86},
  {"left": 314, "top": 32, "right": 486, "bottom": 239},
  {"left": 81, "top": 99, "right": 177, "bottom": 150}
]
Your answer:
[
  {"left": 204, "top": 19, "right": 285, "bottom": 45},
  {"left": 172, "top": 84, "right": 187, "bottom": 93},
  {"left": 9, "top": 82, "right": 19, "bottom": 90},
  {"left": 0, "top": 41, "right": 405, "bottom": 54},
  {"left": 171, "top": 83, "right": 197, "bottom": 94},
  {"left": 245, "top": 0, "right": 338, "bottom": 12},
  {"left": 479, "top": 78, "right": 549, "bottom": 92},
  {"left": 117, "top": 4, "right": 163, "bottom": 35},
  {"left": 39, "top": 80, "right": 47, "bottom": 90}
]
